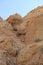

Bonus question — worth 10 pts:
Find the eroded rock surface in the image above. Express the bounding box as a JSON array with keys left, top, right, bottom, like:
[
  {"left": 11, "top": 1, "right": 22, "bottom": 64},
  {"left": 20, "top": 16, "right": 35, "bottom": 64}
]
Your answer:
[
  {"left": 25, "top": 14, "right": 43, "bottom": 44},
  {"left": 0, "top": 6, "right": 43, "bottom": 65},
  {"left": 0, "top": 18, "right": 25, "bottom": 65},
  {"left": 17, "top": 41, "right": 43, "bottom": 65}
]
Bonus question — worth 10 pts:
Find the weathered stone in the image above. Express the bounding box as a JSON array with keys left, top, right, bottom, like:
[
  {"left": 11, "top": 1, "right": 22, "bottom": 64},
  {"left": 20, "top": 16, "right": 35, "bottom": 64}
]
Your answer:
[
  {"left": 0, "top": 17, "right": 25, "bottom": 65},
  {"left": 6, "top": 13, "right": 23, "bottom": 31},
  {"left": 17, "top": 41, "right": 43, "bottom": 65},
  {"left": 0, "top": 50, "right": 6, "bottom": 65},
  {"left": 25, "top": 14, "right": 43, "bottom": 44},
  {"left": 0, "top": 6, "right": 43, "bottom": 65}
]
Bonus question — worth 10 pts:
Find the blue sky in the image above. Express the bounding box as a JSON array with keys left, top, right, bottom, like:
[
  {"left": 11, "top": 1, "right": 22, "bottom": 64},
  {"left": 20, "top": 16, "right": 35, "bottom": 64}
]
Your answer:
[{"left": 0, "top": 0, "right": 43, "bottom": 19}]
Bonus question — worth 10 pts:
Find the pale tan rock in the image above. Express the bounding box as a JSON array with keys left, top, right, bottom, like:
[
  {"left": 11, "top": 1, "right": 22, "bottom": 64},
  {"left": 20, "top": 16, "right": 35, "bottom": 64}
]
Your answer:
[
  {"left": 6, "top": 13, "right": 26, "bottom": 42},
  {"left": 0, "top": 6, "right": 43, "bottom": 65},
  {"left": 0, "top": 18, "right": 25, "bottom": 65},
  {"left": 17, "top": 41, "right": 43, "bottom": 65},
  {"left": 25, "top": 14, "right": 43, "bottom": 44},
  {"left": 23, "top": 6, "right": 43, "bottom": 22},
  {"left": 0, "top": 50, "right": 6, "bottom": 65},
  {"left": 6, "top": 13, "right": 23, "bottom": 31},
  {"left": 19, "top": 6, "right": 43, "bottom": 44}
]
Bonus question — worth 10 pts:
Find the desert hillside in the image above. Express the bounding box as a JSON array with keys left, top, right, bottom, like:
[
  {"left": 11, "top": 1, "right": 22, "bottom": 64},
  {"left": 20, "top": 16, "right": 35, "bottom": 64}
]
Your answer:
[{"left": 0, "top": 6, "right": 43, "bottom": 65}]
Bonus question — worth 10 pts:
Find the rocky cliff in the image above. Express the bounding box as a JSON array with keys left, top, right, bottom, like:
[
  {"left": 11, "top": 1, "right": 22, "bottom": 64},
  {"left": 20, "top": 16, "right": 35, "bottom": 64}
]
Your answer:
[{"left": 0, "top": 6, "right": 43, "bottom": 65}]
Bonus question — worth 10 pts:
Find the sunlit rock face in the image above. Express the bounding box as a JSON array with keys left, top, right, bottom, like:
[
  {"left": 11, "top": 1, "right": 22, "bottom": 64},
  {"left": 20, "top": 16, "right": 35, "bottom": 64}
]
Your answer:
[
  {"left": 0, "top": 17, "right": 25, "bottom": 65},
  {"left": 23, "top": 6, "right": 43, "bottom": 44},
  {"left": 6, "top": 13, "right": 26, "bottom": 42},
  {"left": 25, "top": 14, "right": 43, "bottom": 44},
  {"left": 0, "top": 6, "right": 43, "bottom": 65},
  {"left": 6, "top": 13, "right": 23, "bottom": 31}
]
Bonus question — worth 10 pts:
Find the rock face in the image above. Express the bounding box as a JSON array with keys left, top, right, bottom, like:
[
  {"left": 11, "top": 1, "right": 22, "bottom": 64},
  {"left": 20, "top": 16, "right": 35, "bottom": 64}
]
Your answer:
[
  {"left": 6, "top": 13, "right": 26, "bottom": 42},
  {"left": 23, "top": 6, "right": 43, "bottom": 22},
  {"left": 25, "top": 14, "right": 43, "bottom": 44},
  {"left": 17, "top": 41, "right": 43, "bottom": 65},
  {"left": 6, "top": 13, "right": 23, "bottom": 31},
  {"left": 0, "top": 6, "right": 43, "bottom": 65},
  {"left": 23, "top": 6, "right": 43, "bottom": 44},
  {"left": 0, "top": 18, "right": 25, "bottom": 65}
]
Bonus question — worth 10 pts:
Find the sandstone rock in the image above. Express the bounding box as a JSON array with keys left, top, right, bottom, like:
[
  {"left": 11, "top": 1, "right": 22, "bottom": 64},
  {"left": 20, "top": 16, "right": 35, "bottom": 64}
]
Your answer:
[
  {"left": 17, "top": 41, "right": 43, "bottom": 65},
  {"left": 0, "top": 17, "right": 3, "bottom": 21},
  {"left": 20, "top": 6, "right": 43, "bottom": 44},
  {"left": 25, "top": 14, "right": 43, "bottom": 44},
  {"left": 0, "top": 19, "right": 13, "bottom": 31},
  {"left": 6, "top": 13, "right": 26, "bottom": 42},
  {"left": 0, "top": 6, "right": 43, "bottom": 65},
  {"left": 0, "top": 18, "right": 25, "bottom": 65},
  {"left": 16, "top": 6, "right": 43, "bottom": 43},
  {"left": 0, "top": 50, "right": 6, "bottom": 65},
  {"left": 23, "top": 6, "right": 43, "bottom": 22},
  {"left": 0, "top": 49, "right": 16, "bottom": 65},
  {"left": 6, "top": 13, "right": 23, "bottom": 31}
]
